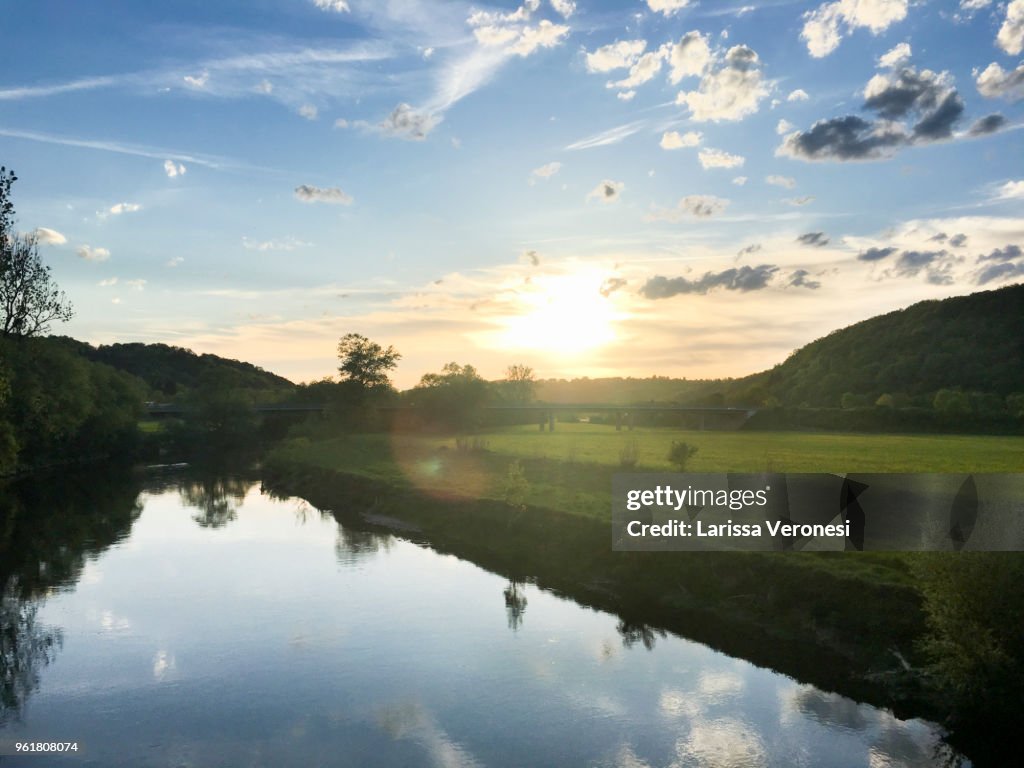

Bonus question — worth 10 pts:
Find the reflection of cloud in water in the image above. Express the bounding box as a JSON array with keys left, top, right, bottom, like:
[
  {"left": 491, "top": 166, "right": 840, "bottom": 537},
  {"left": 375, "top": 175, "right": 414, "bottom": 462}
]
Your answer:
[
  {"left": 698, "top": 670, "right": 744, "bottom": 700},
  {"left": 98, "top": 609, "right": 132, "bottom": 633},
  {"left": 788, "top": 686, "right": 868, "bottom": 732},
  {"left": 376, "top": 700, "right": 482, "bottom": 768},
  {"left": 597, "top": 742, "right": 653, "bottom": 768},
  {"left": 675, "top": 718, "right": 766, "bottom": 768},
  {"left": 152, "top": 649, "right": 176, "bottom": 681},
  {"left": 659, "top": 689, "right": 700, "bottom": 720}
]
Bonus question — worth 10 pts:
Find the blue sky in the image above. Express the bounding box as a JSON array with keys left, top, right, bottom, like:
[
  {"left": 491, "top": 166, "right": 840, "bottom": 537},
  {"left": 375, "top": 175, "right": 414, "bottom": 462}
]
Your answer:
[{"left": 2, "top": 0, "right": 1022, "bottom": 386}]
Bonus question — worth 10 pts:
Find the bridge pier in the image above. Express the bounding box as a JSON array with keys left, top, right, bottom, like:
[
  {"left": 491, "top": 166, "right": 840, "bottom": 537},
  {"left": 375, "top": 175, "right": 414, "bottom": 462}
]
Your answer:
[
  {"left": 549, "top": 412, "right": 555, "bottom": 432},
  {"left": 615, "top": 411, "right": 622, "bottom": 432}
]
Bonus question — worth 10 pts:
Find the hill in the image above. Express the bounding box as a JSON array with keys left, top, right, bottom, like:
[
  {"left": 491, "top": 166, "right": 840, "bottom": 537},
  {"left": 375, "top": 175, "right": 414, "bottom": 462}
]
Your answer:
[{"left": 51, "top": 339, "right": 294, "bottom": 398}]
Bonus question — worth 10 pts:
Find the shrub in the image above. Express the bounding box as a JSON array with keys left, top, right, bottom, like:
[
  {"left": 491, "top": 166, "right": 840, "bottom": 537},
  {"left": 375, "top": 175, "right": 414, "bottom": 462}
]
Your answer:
[
  {"left": 618, "top": 440, "right": 639, "bottom": 469},
  {"left": 667, "top": 441, "right": 698, "bottom": 471}
]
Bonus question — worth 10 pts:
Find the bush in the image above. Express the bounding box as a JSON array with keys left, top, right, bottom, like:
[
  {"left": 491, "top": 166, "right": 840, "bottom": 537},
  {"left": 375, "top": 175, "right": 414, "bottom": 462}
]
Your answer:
[
  {"left": 667, "top": 441, "right": 698, "bottom": 471},
  {"left": 502, "top": 460, "right": 529, "bottom": 510},
  {"left": 618, "top": 440, "right": 639, "bottom": 469}
]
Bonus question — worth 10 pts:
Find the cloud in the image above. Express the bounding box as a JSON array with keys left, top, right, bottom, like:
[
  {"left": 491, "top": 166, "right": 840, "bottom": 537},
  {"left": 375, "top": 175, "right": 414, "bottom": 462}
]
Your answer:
[
  {"left": 124, "top": 279, "right": 147, "bottom": 291},
  {"left": 998, "top": 0, "right": 1024, "bottom": 55},
  {"left": 669, "top": 31, "right": 712, "bottom": 83},
  {"left": 469, "top": 3, "right": 569, "bottom": 58},
  {"left": 732, "top": 176, "right": 748, "bottom": 185},
  {"left": 166, "top": 256, "right": 184, "bottom": 267},
  {"left": 183, "top": 71, "right": 209, "bottom": 88},
  {"left": 98, "top": 277, "right": 118, "bottom": 287},
  {"left": 565, "top": 120, "right": 646, "bottom": 150},
  {"left": 950, "top": 233, "right": 968, "bottom": 247},
  {"left": 884, "top": 249, "right": 956, "bottom": 284},
  {"left": 77, "top": 245, "right": 111, "bottom": 261},
  {"left": 379, "top": 103, "right": 440, "bottom": 140},
  {"left": 969, "top": 113, "right": 1007, "bottom": 135},
  {"left": 698, "top": 147, "right": 745, "bottom": 168},
  {"left": 995, "top": 180, "right": 1024, "bottom": 200},
  {"left": 523, "top": 250, "right": 541, "bottom": 266},
  {"left": 801, "top": 0, "right": 908, "bottom": 58},
  {"left": 617, "top": 90, "right": 636, "bottom": 101},
  {"left": 599, "top": 277, "right": 627, "bottom": 297},
  {"left": 313, "top": 0, "right": 350, "bottom": 11},
  {"left": 776, "top": 119, "right": 795, "bottom": 135},
  {"left": 109, "top": 202, "right": 141, "bottom": 215},
  {"left": 787, "top": 88, "right": 810, "bottom": 102},
  {"left": 163, "top": 159, "right": 187, "bottom": 177},
  {"left": 779, "top": 66, "right": 966, "bottom": 161},
  {"left": 785, "top": 196, "right": 815, "bottom": 206},
  {"left": 585, "top": 40, "right": 647, "bottom": 73},
  {"left": 797, "top": 232, "right": 829, "bottom": 247},
  {"left": 551, "top": 0, "right": 576, "bottom": 19},
  {"left": 647, "top": 0, "right": 694, "bottom": 15},
  {"left": 608, "top": 48, "right": 669, "bottom": 89},
  {"left": 660, "top": 130, "right": 702, "bottom": 149},
  {"left": 977, "top": 261, "right": 1024, "bottom": 284},
  {"left": 34, "top": 227, "right": 66, "bottom": 245},
  {"left": 765, "top": 174, "right": 796, "bottom": 188},
  {"left": 242, "top": 236, "right": 312, "bottom": 251},
  {"left": 676, "top": 44, "right": 770, "bottom": 122},
  {"left": 298, "top": 103, "right": 318, "bottom": 120},
  {"left": 640, "top": 264, "right": 779, "bottom": 298},
  {"left": 737, "top": 243, "right": 761, "bottom": 258},
  {"left": 587, "top": 180, "right": 624, "bottom": 203},
  {"left": 858, "top": 246, "right": 898, "bottom": 261},
  {"left": 877, "top": 42, "right": 911, "bottom": 69},
  {"left": 647, "top": 195, "right": 729, "bottom": 220},
  {"left": 978, "top": 244, "right": 1023, "bottom": 261},
  {"left": 788, "top": 269, "right": 822, "bottom": 289},
  {"left": 975, "top": 62, "right": 1024, "bottom": 101},
  {"left": 294, "top": 184, "right": 353, "bottom": 204},
  {"left": 530, "top": 161, "right": 562, "bottom": 183}
]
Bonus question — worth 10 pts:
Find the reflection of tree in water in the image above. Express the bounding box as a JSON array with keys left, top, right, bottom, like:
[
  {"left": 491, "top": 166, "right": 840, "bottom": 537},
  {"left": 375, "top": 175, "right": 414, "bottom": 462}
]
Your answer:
[
  {"left": 0, "top": 469, "right": 142, "bottom": 722},
  {"left": 616, "top": 619, "right": 666, "bottom": 651},
  {"left": 178, "top": 476, "right": 252, "bottom": 528},
  {"left": 1, "top": 579, "right": 62, "bottom": 725},
  {"left": 504, "top": 579, "right": 528, "bottom": 632},
  {"left": 334, "top": 524, "right": 394, "bottom": 564}
]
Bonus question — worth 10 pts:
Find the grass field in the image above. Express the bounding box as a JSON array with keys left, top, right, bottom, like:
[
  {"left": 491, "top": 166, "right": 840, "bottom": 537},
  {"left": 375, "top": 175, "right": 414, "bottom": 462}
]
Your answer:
[{"left": 271, "top": 423, "right": 1024, "bottom": 528}]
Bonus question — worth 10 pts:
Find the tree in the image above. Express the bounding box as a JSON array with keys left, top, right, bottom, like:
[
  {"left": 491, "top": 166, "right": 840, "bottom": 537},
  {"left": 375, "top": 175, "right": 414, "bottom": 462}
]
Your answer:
[
  {"left": 0, "top": 168, "right": 73, "bottom": 337},
  {"left": 502, "top": 363, "right": 536, "bottom": 404},
  {"left": 336, "top": 333, "right": 400, "bottom": 389}
]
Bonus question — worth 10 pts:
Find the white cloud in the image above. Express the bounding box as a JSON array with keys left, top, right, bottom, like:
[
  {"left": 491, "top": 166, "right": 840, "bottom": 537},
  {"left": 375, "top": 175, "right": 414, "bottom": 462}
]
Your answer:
[
  {"left": 647, "top": 194, "right": 729, "bottom": 220},
  {"left": 698, "top": 147, "right": 745, "bottom": 168},
  {"left": 125, "top": 279, "right": 147, "bottom": 291},
  {"left": 787, "top": 88, "right": 809, "bottom": 102},
  {"left": 509, "top": 20, "right": 570, "bottom": 56},
  {"left": 998, "top": 0, "right": 1024, "bottom": 55},
  {"left": 294, "top": 184, "right": 353, "bottom": 204},
  {"left": 801, "top": 0, "right": 908, "bottom": 58},
  {"left": 669, "top": 31, "right": 711, "bottom": 84},
  {"left": 732, "top": 176, "right": 748, "bottom": 185},
  {"left": 660, "top": 130, "right": 702, "bottom": 149},
  {"left": 98, "top": 277, "right": 118, "bottom": 287},
  {"left": 786, "top": 196, "right": 815, "bottom": 206},
  {"left": 379, "top": 102, "right": 439, "bottom": 140},
  {"left": 183, "top": 71, "right": 209, "bottom": 88},
  {"left": 585, "top": 40, "right": 646, "bottom": 73},
  {"left": 77, "top": 245, "right": 111, "bottom": 261},
  {"left": 530, "top": 161, "right": 562, "bottom": 183},
  {"left": 587, "top": 180, "right": 624, "bottom": 203},
  {"left": 313, "top": 0, "right": 350, "bottom": 11},
  {"left": 647, "top": 0, "right": 693, "bottom": 15},
  {"left": 468, "top": 4, "right": 569, "bottom": 58},
  {"left": 242, "top": 236, "right": 312, "bottom": 251},
  {"left": 565, "top": 120, "right": 646, "bottom": 150},
  {"left": 163, "top": 159, "right": 186, "bottom": 177},
  {"left": 776, "top": 118, "right": 795, "bottom": 135},
  {"left": 298, "top": 103, "right": 318, "bottom": 120},
  {"left": 256, "top": 79, "right": 273, "bottom": 94},
  {"left": 608, "top": 48, "right": 668, "bottom": 89},
  {"left": 109, "top": 202, "right": 141, "bottom": 215},
  {"left": 960, "top": 0, "right": 991, "bottom": 9},
  {"left": 334, "top": 117, "right": 349, "bottom": 128},
  {"left": 34, "top": 227, "right": 66, "bottom": 245},
  {"left": 676, "top": 45, "right": 770, "bottom": 122},
  {"left": 976, "top": 61, "right": 1024, "bottom": 101},
  {"left": 878, "top": 42, "right": 912, "bottom": 68},
  {"left": 551, "top": 0, "right": 576, "bottom": 18},
  {"left": 995, "top": 180, "right": 1024, "bottom": 199},
  {"left": 166, "top": 256, "right": 184, "bottom": 268},
  {"left": 765, "top": 174, "right": 796, "bottom": 188},
  {"left": 617, "top": 90, "right": 636, "bottom": 101}
]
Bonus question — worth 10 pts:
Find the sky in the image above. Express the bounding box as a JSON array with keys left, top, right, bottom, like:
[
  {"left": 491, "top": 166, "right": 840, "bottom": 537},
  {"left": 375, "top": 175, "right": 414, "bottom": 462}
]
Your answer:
[{"left": 1, "top": 0, "right": 1022, "bottom": 388}]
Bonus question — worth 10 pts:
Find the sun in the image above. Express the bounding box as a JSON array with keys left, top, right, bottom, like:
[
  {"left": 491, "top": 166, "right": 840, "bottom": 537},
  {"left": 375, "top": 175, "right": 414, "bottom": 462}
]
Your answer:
[{"left": 497, "top": 270, "right": 623, "bottom": 354}]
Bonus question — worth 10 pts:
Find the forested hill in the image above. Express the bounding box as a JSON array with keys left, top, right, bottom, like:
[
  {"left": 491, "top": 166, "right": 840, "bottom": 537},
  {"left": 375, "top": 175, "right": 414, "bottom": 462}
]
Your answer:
[
  {"left": 52, "top": 339, "right": 294, "bottom": 397},
  {"left": 744, "top": 284, "right": 1024, "bottom": 407}
]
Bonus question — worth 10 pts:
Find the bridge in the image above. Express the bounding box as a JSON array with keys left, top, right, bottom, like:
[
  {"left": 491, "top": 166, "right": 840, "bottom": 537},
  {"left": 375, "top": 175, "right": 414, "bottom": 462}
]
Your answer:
[{"left": 144, "top": 402, "right": 758, "bottom": 430}]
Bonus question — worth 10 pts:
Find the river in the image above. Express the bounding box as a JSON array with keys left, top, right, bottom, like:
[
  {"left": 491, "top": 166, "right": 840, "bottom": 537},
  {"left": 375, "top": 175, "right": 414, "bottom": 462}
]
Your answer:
[{"left": 0, "top": 469, "right": 966, "bottom": 767}]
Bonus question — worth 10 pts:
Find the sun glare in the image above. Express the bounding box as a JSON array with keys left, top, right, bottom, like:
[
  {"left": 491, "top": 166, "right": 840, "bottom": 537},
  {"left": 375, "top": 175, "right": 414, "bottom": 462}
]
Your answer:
[{"left": 497, "top": 271, "right": 622, "bottom": 354}]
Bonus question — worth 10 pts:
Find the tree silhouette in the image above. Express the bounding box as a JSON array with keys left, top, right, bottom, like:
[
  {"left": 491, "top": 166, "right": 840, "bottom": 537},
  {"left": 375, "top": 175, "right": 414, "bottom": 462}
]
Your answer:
[
  {"left": 336, "top": 333, "right": 401, "bottom": 389},
  {"left": 0, "top": 168, "right": 73, "bottom": 337}
]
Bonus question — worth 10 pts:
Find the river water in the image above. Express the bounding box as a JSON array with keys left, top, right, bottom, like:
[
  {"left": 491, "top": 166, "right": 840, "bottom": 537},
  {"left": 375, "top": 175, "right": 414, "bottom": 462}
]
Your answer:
[{"left": 0, "top": 470, "right": 966, "bottom": 767}]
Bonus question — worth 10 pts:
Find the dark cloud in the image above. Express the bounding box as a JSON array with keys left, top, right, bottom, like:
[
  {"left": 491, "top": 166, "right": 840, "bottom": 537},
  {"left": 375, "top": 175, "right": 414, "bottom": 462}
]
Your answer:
[
  {"left": 929, "top": 233, "right": 948, "bottom": 243},
  {"left": 797, "top": 232, "right": 829, "bottom": 247},
  {"left": 857, "top": 246, "right": 898, "bottom": 261},
  {"left": 886, "top": 249, "right": 955, "bottom": 284},
  {"left": 788, "top": 269, "right": 822, "bottom": 289},
  {"left": 599, "top": 277, "right": 627, "bottom": 297},
  {"left": 640, "top": 264, "right": 779, "bottom": 299},
  {"left": 737, "top": 243, "right": 762, "bottom": 258},
  {"left": 523, "top": 250, "right": 541, "bottom": 267},
  {"left": 949, "top": 233, "right": 968, "bottom": 248},
  {"left": 379, "top": 103, "right": 439, "bottom": 140},
  {"left": 968, "top": 113, "right": 1007, "bottom": 136},
  {"left": 978, "top": 244, "right": 1023, "bottom": 262},
  {"left": 977, "top": 262, "right": 1024, "bottom": 285},
  {"left": 779, "top": 67, "right": 969, "bottom": 161},
  {"left": 294, "top": 184, "right": 353, "bottom": 205}
]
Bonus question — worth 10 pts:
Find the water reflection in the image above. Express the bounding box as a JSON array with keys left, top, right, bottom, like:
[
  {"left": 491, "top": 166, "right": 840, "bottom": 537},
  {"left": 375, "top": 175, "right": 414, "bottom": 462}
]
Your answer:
[
  {"left": 178, "top": 475, "right": 251, "bottom": 528},
  {"left": 617, "top": 620, "right": 666, "bottom": 651},
  {"left": 503, "top": 579, "right": 528, "bottom": 631},
  {"left": 0, "top": 580, "right": 62, "bottom": 725}
]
